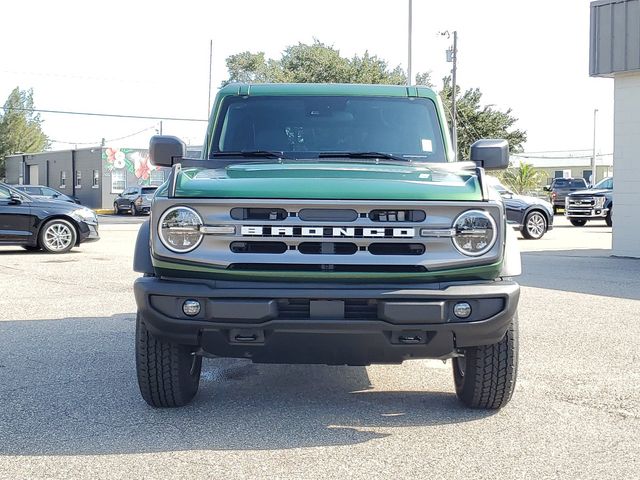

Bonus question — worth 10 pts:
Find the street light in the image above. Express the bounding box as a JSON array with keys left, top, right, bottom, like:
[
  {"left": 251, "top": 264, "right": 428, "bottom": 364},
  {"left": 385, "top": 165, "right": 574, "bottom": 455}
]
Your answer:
[{"left": 407, "top": 0, "right": 412, "bottom": 86}]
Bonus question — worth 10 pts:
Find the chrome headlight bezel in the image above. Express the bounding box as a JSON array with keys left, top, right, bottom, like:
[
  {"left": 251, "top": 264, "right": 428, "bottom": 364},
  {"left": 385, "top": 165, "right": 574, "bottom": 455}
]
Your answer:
[
  {"left": 72, "top": 207, "right": 97, "bottom": 223},
  {"left": 451, "top": 209, "right": 498, "bottom": 257},
  {"left": 158, "top": 206, "right": 204, "bottom": 253}
]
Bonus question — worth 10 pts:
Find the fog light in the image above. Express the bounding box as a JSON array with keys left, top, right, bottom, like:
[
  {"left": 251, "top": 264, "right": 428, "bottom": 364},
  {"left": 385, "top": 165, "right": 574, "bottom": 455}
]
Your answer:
[
  {"left": 182, "top": 299, "right": 201, "bottom": 316},
  {"left": 453, "top": 302, "right": 472, "bottom": 319}
]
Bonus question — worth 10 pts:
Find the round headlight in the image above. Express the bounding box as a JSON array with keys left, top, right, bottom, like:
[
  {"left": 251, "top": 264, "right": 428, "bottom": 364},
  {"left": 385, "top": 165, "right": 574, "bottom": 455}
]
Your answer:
[
  {"left": 158, "top": 206, "right": 203, "bottom": 253},
  {"left": 452, "top": 210, "right": 497, "bottom": 257}
]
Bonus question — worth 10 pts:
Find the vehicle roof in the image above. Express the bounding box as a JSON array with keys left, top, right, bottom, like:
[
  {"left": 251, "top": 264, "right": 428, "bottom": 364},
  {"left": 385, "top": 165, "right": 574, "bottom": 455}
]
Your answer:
[
  {"left": 14, "top": 184, "right": 52, "bottom": 188},
  {"left": 217, "top": 82, "right": 439, "bottom": 100}
]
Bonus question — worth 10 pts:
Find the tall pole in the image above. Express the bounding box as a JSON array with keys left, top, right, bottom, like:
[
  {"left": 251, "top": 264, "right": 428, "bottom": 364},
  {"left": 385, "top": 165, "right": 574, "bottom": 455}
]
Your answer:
[
  {"left": 407, "top": 0, "right": 412, "bottom": 85},
  {"left": 451, "top": 31, "right": 458, "bottom": 161},
  {"left": 207, "top": 40, "right": 213, "bottom": 118},
  {"left": 591, "top": 108, "right": 598, "bottom": 185}
]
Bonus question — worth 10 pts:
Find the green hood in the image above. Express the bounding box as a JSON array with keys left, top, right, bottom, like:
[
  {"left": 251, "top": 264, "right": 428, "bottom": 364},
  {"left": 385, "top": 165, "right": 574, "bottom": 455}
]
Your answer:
[{"left": 161, "top": 161, "right": 482, "bottom": 201}]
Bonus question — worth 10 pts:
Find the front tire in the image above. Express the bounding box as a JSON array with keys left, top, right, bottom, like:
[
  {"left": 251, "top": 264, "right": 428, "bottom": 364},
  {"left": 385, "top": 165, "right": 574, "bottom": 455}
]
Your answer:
[
  {"left": 570, "top": 219, "right": 587, "bottom": 227},
  {"left": 452, "top": 315, "right": 518, "bottom": 409},
  {"left": 130, "top": 203, "right": 138, "bottom": 216},
  {"left": 522, "top": 211, "right": 547, "bottom": 239},
  {"left": 605, "top": 209, "right": 612, "bottom": 227},
  {"left": 113, "top": 202, "right": 120, "bottom": 215},
  {"left": 135, "top": 314, "right": 202, "bottom": 408},
  {"left": 39, "top": 219, "right": 77, "bottom": 254}
]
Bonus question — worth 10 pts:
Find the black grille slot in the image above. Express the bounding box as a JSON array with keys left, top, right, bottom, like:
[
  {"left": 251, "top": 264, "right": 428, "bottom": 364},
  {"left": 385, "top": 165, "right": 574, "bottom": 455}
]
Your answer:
[
  {"left": 228, "top": 264, "right": 426, "bottom": 273},
  {"left": 298, "top": 208, "right": 358, "bottom": 222},
  {"left": 277, "top": 299, "right": 377, "bottom": 320},
  {"left": 368, "top": 243, "right": 425, "bottom": 256},
  {"left": 344, "top": 299, "right": 378, "bottom": 319},
  {"left": 230, "top": 208, "right": 287, "bottom": 221},
  {"left": 230, "top": 242, "right": 287, "bottom": 254},
  {"left": 277, "top": 299, "right": 310, "bottom": 319},
  {"left": 298, "top": 242, "right": 358, "bottom": 255},
  {"left": 369, "top": 210, "right": 426, "bottom": 222}
]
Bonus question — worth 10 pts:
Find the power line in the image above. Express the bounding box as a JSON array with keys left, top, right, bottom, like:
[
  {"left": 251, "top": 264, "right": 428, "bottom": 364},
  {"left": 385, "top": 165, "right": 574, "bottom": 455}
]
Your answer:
[
  {"left": 2, "top": 107, "right": 207, "bottom": 122},
  {"left": 51, "top": 124, "right": 159, "bottom": 146}
]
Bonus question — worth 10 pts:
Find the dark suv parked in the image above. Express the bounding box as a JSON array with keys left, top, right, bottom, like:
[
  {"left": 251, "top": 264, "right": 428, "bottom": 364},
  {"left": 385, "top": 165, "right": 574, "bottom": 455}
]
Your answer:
[
  {"left": 0, "top": 182, "right": 99, "bottom": 253},
  {"left": 565, "top": 177, "right": 613, "bottom": 226},
  {"left": 114, "top": 186, "right": 157, "bottom": 215},
  {"left": 543, "top": 177, "right": 589, "bottom": 214}
]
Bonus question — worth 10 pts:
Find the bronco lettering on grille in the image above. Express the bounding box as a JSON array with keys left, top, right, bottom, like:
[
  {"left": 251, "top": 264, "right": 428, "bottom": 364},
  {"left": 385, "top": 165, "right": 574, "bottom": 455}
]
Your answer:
[{"left": 240, "top": 226, "right": 415, "bottom": 238}]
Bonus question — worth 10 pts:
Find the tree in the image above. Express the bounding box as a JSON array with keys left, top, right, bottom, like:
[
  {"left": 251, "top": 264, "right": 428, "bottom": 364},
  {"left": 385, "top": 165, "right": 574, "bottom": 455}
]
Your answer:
[
  {"left": 499, "top": 162, "right": 541, "bottom": 194},
  {"left": 0, "top": 87, "right": 49, "bottom": 176},
  {"left": 224, "top": 40, "right": 407, "bottom": 85},
  {"left": 440, "top": 77, "right": 526, "bottom": 159}
]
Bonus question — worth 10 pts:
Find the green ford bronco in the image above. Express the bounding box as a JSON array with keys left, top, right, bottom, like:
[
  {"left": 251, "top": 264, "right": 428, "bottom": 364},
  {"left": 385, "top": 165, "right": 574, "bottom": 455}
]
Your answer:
[{"left": 133, "top": 83, "right": 521, "bottom": 409}]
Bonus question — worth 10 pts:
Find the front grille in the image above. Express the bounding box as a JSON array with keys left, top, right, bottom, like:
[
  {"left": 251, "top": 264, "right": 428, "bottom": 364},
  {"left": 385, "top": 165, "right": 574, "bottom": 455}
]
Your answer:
[
  {"left": 369, "top": 209, "right": 426, "bottom": 222},
  {"left": 277, "top": 299, "right": 378, "bottom": 320},
  {"left": 567, "top": 196, "right": 596, "bottom": 215}
]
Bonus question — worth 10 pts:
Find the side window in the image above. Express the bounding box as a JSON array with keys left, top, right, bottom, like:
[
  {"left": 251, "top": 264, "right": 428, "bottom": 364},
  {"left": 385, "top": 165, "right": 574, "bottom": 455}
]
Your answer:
[
  {"left": 60, "top": 171, "right": 67, "bottom": 189},
  {"left": 24, "top": 187, "right": 42, "bottom": 195},
  {"left": 92, "top": 170, "right": 99, "bottom": 188},
  {"left": 0, "top": 186, "right": 10, "bottom": 199},
  {"left": 111, "top": 169, "right": 126, "bottom": 194},
  {"left": 41, "top": 188, "right": 58, "bottom": 196}
]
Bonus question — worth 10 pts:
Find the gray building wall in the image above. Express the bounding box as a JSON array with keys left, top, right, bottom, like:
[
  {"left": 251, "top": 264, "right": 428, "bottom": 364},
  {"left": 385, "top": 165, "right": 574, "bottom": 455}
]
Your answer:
[{"left": 590, "top": 0, "right": 640, "bottom": 76}]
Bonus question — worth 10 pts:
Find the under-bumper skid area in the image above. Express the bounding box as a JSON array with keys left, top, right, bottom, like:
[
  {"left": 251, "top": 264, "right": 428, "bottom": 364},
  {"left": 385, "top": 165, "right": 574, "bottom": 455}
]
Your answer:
[{"left": 134, "top": 277, "right": 519, "bottom": 365}]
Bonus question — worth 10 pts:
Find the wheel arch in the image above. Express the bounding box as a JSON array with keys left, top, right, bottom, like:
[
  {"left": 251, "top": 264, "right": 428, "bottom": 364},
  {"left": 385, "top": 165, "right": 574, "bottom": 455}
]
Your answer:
[
  {"left": 37, "top": 215, "right": 82, "bottom": 246},
  {"left": 133, "top": 219, "right": 154, "bottom": 274}
]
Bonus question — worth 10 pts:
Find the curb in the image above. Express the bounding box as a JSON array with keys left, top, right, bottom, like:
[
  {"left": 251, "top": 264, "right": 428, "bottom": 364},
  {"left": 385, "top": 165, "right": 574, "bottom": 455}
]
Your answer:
[{"left": 94, "top": 209, "right": 114, "bottom": 215}]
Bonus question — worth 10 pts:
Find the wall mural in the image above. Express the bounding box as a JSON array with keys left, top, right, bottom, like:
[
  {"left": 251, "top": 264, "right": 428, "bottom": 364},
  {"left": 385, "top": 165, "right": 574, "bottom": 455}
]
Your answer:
[{"left": 102, "top": 147, "right": 157, "bottom": 184}]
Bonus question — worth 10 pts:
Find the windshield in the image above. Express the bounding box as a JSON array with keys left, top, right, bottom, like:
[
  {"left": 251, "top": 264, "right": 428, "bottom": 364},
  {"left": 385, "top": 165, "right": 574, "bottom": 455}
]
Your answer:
[
  {"left": 210, "top": 95, "right": 446, "bottom": 162},
  {"left": 594, "top": 177, "right": 613, "bottom": 189},
  {"left": 141, "top": 187, "right": 157, "bottom": 195},
  {"left": 553, "top": 178, "right": 587, "bottom": 188}
]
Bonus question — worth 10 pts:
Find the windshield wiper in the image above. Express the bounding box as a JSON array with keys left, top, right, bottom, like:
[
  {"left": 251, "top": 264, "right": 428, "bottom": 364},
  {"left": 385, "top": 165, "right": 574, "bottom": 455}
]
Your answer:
[
  {"left": 210, "top": 150, "right": 289, "bottom": 159},
  {"left": 317, "top": 151, "right": 410, "bottom": 162}
]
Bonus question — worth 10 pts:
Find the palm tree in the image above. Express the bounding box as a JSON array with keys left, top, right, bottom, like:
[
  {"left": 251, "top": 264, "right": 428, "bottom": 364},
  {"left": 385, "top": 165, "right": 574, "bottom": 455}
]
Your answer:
[{"left": 499, "top": 162, "right": 541, "bottom": 195}]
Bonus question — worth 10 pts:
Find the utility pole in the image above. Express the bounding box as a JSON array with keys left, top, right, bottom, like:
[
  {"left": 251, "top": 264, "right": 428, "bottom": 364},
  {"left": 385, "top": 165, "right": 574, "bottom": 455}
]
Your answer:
[
  {"left": 207, "top": 40, "right": 213, "bottom": 118},
  {"left": 441, "top": 30, "right": 458, "bottom": 160},
  {"left": 451, "top": 31, "right": 458, "bottom": 161},
  {"left": 591, "top": 108, "right": 598, "bottom": 185},
  {"left": 159, "top": 120, "right": 163, "bottom": 136},
  {"left": 407, "top": 0, "right": 413, "bottom": 85}
]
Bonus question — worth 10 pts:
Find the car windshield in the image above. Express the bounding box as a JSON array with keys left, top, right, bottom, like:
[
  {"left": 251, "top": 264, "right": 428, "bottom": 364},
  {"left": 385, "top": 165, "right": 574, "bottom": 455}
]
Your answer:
[
  {"left": 141, "top": 187, "right": 157, "bottom": 195},
  {"left": 210, "top": 95, "right": 446, "bottom": 162},
  {"left": 594, "top": 177, "right": 613, "bottom": 189},
  {"left": 553, "top": 179, "right": 587, "bottom": 188}
]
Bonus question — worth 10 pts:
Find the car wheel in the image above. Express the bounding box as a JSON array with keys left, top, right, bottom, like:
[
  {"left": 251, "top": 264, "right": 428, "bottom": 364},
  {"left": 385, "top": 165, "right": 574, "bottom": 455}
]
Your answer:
[
  {"left": 39, "top": 219, "right": 77, "bottom": 254},
  {"left": 453, "top": 314, "right": 518, "bottom": 409},
  {"left": 522, "top": 211, "right": 547, "bottom": 240},
  {"left": 22, "top": 245, "right": 41, "bottom": 252},
  {"left": 130, "top": 203, "right": 138, "bottom": 216},
  {"left": 606, "top": 209, "right": 612, "bottom": 227},
  {"left": 570, "top": 219, "right": 587, "bottom": 227},
  {"left": 136, "top": 313, "right": 202, "bottom": 408},
  {"left": 113, "top": 202, "right": 120, "bottom": 215}
]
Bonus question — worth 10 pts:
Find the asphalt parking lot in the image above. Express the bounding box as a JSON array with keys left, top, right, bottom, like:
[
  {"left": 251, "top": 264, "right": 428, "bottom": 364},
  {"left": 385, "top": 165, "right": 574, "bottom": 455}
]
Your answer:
[{"left": 0, "top": 216, "right": 638, "bottom": 479}]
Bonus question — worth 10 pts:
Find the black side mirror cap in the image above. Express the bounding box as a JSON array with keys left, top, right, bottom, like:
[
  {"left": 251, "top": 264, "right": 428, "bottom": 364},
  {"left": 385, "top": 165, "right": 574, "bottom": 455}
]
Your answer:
[
  {"left": 9, "top": 193, "right": 22, "bottom": 205},
  {"left": 149, "top": 135, "right": 186, "bottom": 167},
  {"left": 470, "top": 139, "right": 509, "bottom": 170},
  {"left": 543, "top": 186, "right": 551, "bottom": 192}
]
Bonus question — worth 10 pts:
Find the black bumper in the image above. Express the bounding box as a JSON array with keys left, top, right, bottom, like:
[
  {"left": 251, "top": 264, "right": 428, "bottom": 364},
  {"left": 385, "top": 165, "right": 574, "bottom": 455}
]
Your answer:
[
  {"left": 134, "top": 277, "right": 520, "bottom": 365},
  {"left": 78, "top": 222, "right": 99, "bottom": 244}
]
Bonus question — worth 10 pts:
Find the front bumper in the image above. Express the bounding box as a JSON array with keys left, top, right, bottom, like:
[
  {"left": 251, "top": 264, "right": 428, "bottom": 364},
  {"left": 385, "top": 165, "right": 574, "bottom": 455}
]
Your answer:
[
  {"left": 134, "top": 277, "right": 520, "bottom": 365},
  {"left": 565, "top": 207, "right": 609, "bottom": 219},
  {"left": 78, "top": 222, "right": 100, "bottom": 244}
]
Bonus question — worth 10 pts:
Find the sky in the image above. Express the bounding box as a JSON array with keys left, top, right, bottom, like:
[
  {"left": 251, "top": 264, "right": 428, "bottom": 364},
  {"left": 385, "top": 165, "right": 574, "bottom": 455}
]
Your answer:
[{"left": 0, "top": 0, "right": 613, "bottom": 155}]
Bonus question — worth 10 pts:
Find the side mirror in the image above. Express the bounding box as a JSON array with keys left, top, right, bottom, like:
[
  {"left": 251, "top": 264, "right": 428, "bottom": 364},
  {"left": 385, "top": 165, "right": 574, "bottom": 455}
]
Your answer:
[
  {"left": 52, "top": 193, "right": 59, "bottom": 198},
  {"left": 9, "top": 193, "right": 22, "bottom": 205},
  {"left": 543, "top": 186, "right": 551, "bottom": 192},
  {"left": 149, "top": 135, "right": 186, "bottom": 167},
  {"left": 470, "top": 139, "right": 509, "bottom": 170}
]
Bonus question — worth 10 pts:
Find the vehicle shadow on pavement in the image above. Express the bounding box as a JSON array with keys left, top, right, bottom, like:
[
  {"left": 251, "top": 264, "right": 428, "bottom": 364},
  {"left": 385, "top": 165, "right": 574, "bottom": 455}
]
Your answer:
[
  {"left": 0, "top": 314, "right": 494, "bottom": 456},
  {"left": 520, "top": 249, "right": 640, "bottom": 300}
]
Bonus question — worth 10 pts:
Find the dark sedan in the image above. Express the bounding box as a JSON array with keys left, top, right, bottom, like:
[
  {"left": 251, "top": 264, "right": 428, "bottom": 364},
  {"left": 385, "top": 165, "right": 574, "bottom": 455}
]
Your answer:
[
  {"left": 0, "top": 182, "right": 99, "bottom": 253},
  {"left": 487, "top": 176, "right": 554, "bottom": 239}
]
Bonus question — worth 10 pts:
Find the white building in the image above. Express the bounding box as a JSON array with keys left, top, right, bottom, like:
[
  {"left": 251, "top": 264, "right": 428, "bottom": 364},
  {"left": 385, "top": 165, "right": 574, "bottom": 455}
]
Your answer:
[{"left": 591, "top": 0, "right": 640, "bottom": 258}]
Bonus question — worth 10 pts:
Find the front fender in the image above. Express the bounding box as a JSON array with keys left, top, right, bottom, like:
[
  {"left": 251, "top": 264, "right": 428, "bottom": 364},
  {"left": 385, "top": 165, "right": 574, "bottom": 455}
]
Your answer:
[
  {"left": 500, "top": 227, "right": 522, "bottom": 277},
  {"left": 133, "top": 220, "right": 154, "bottom": 274}
]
